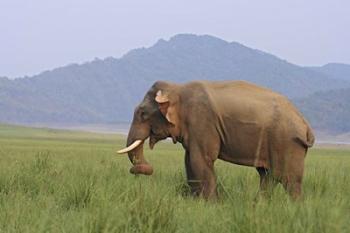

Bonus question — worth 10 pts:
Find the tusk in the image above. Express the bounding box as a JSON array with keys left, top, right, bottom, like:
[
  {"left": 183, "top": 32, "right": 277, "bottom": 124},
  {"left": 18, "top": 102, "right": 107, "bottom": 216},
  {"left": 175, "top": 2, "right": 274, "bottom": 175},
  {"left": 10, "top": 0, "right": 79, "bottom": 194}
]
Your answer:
[{"left": 117, "top": 140, "right": 143, "bottom": 154}]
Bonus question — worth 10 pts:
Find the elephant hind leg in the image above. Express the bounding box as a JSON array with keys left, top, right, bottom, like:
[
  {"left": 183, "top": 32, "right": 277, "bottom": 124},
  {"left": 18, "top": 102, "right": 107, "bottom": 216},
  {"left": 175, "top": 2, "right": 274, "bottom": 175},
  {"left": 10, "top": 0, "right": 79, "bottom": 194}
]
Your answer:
[
  {"left": 280, "top": 145, "right": 306, "bottom": 200},
  {"left": 281, "top": 176, "right": 303, "bottom": 200},
  {"left": 256, "top": 167, "right": 277, "bottom": 197}
]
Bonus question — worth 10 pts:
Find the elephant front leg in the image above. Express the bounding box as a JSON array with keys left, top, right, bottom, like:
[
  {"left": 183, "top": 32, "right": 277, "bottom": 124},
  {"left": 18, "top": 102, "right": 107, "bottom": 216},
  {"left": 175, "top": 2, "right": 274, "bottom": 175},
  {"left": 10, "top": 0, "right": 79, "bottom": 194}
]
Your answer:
[{"left": 184, "top": 150, "right": 218, "bottom": 200}]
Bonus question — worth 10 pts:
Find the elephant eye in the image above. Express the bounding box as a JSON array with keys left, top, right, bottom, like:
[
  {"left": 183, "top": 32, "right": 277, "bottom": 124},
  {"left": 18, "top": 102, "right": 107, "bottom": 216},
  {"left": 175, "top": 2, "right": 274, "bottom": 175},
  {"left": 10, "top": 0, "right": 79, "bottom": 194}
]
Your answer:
[
  {"left": 140, "top": 109, "right": 149, "bottom": 120},
  {"left": 140, "top": 110, "right": 145, "bottom": 118}
]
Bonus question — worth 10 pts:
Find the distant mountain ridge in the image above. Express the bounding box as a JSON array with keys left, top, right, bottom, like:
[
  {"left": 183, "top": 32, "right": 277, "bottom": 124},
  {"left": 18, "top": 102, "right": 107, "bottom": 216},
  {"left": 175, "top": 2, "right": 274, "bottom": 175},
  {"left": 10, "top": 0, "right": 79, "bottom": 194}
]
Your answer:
[
  {"left": 1, "top": 34, "right": 350, "bottom": 133},
  {"left": 296, "top": 87, "right": 350, "bottom": 133},
  {"left": 297, "top": 63, "right": 350, "bottom": 133},
  {"left": 307, "top": 63, "right": 350, "bottom": 81}
]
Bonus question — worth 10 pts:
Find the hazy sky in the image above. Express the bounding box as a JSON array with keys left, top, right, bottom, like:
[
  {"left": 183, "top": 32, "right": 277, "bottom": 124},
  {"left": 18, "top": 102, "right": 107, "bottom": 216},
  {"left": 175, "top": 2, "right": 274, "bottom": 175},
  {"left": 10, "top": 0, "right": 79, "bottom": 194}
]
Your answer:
[{"left": 1, "top": 0, "right": 349, "bottom": 78}]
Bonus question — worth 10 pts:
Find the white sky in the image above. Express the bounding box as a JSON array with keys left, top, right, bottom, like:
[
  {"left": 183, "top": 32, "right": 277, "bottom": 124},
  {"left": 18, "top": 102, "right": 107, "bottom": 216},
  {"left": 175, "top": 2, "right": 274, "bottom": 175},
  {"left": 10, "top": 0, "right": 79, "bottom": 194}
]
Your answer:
[{"left": 1, "top": 0, "right": 349, "bottom": 78}]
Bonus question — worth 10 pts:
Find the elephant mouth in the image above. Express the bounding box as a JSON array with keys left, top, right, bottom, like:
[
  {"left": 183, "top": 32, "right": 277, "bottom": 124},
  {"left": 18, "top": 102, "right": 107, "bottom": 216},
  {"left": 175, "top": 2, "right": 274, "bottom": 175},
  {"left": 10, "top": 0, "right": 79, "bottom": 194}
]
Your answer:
[{"left": 149, "top": 132, "right": 165, "bottom": 150}]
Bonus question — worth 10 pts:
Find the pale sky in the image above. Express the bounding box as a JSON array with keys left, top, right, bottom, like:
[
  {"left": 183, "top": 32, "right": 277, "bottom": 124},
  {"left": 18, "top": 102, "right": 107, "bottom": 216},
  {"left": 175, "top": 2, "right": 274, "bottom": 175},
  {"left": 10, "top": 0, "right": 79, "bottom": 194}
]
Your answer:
[{"left": 1, "top": 0, "right": 349, "bottom": 78}]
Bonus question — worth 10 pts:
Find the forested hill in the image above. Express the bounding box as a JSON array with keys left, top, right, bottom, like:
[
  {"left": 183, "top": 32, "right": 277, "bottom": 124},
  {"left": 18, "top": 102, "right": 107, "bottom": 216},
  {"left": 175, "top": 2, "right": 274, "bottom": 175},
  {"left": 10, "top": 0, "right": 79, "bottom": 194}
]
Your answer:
[
  {"left": 308, "top": 63, "right": 350, "bottom": 82},
  {"left": 296, "top": 87, "right": 350, "bottom": 133},
  {"left": 0, "top": 34, "right": 349, "bottom": 133}
]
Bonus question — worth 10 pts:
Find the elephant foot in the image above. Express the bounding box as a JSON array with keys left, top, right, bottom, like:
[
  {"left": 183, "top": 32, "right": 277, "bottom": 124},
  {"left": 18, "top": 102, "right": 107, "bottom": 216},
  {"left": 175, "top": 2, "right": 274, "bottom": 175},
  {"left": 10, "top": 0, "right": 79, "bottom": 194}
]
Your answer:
[{"left": 130, "top": 163, "right": 153, "bottom": 175}]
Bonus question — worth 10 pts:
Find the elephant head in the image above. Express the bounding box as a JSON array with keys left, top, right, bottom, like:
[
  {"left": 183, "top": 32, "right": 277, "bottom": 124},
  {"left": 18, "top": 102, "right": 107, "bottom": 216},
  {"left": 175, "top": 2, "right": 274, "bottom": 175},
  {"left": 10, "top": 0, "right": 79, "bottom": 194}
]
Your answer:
[{"left": 117, "top": 81, "right": 181, "bottom": 175}]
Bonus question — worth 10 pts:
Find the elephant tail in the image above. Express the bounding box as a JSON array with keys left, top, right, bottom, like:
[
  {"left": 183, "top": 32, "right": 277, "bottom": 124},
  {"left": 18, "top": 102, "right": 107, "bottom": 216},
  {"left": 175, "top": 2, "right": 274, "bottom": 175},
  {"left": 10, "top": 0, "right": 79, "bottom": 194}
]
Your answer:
[{"left": 296, "top": 125, "right": 315, "bottom": 148}]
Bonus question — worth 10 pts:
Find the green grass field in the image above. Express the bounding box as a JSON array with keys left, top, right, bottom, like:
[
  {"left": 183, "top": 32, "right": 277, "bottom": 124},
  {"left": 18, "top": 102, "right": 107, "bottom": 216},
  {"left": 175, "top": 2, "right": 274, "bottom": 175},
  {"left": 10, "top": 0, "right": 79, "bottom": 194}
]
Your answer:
[{"left": 0, "top": 124, "right": 349, "bottom": 233}]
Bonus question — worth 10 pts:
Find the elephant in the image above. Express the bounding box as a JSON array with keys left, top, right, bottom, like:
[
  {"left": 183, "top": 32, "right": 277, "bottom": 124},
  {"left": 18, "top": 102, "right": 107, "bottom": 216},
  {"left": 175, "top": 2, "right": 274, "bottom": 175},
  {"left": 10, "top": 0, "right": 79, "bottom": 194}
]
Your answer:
[{"left": 118, "top": 80, "right": 315, "bottom": 200}]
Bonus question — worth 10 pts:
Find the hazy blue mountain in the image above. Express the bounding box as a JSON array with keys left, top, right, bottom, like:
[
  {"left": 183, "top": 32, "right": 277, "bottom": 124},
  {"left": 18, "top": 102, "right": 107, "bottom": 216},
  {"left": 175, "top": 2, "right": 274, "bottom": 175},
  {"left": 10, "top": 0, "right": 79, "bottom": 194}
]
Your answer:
[
  {"left": 308, "top": 63, "right": 350, "bottom": 81},
  {"left": 296, "top": 88, "right": 350, "bottom": 133},
  {"left": 0, "top": 34, "right": 349, "bottom": 130},
  {"left": 298, "top": 63, "right": 350, "bottom": 133}
]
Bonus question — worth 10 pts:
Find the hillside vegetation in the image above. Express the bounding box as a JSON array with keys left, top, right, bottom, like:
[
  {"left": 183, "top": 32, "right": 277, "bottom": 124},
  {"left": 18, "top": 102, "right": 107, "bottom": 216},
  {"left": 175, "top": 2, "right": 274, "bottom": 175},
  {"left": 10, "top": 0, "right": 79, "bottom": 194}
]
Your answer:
[
  {"left": 308, "top": 63, "right": 350, "bottom": 81},
  {"left": 296, "top": 88, "right": 350, "bottom": 133},
  {"left": 1, "top": 34, "right": 349, "bottom": 133}
]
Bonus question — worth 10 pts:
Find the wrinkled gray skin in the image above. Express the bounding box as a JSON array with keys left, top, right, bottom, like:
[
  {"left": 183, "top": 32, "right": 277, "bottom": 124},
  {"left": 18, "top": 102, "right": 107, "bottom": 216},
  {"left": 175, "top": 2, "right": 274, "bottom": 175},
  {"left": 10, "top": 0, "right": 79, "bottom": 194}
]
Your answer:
[{"left": 123, "top": 80, "right": 315, "bottom": 200}]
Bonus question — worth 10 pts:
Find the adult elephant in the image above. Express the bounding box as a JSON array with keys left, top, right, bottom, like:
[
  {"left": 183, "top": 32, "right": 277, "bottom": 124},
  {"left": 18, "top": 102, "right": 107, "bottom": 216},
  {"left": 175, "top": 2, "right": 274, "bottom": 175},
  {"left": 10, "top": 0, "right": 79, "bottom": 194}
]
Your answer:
[{"left": 118, "top": 80, "right": 315, "bottom": 199}]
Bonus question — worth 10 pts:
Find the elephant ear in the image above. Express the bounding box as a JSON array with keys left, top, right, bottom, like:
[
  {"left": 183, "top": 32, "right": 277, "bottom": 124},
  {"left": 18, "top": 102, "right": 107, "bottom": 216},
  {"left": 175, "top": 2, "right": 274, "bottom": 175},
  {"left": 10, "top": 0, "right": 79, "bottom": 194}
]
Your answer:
[{"left": 155, "top": 90, "right": 179, "bottom": 127}]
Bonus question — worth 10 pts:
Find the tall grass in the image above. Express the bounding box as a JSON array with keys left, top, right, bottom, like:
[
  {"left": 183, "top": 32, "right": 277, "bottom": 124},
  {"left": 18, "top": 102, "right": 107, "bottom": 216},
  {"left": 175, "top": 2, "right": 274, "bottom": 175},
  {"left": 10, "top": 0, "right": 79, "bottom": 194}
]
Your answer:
[{"left": 0, "top": 125, "right": 349, "bottom": 232}]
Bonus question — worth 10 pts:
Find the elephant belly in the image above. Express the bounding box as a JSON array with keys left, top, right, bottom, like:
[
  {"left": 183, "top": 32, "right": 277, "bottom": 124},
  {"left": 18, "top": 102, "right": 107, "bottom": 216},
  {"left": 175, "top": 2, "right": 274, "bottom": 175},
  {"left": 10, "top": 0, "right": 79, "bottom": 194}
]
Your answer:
[{"left": 218, "top": 122, "right": 269, "bottom": 168}]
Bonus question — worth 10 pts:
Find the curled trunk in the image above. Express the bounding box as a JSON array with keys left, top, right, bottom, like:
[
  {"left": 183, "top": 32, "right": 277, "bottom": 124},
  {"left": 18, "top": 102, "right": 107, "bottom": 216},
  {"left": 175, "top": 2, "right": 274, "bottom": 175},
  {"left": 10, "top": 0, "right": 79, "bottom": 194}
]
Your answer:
[{"left": 124, "top": 123, "right": 153, "bottom": 175}]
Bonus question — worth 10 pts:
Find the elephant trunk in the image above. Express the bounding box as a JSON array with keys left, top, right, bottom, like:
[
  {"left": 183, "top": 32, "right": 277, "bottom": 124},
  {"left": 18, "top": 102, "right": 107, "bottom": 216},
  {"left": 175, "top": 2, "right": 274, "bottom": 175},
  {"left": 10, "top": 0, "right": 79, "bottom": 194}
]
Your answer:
[
  {"left": 126, "top": 134, "right": 147, "bottom": 165},
  {"left": 124, "top": 122, "right": 153, "bottom": 175}
]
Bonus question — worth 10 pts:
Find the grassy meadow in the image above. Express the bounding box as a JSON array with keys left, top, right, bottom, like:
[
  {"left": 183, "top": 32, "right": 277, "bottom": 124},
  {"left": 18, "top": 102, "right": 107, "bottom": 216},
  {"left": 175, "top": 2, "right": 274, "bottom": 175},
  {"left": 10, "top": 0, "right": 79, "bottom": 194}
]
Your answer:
[{"left": 0, "top": 124, "right": 349, "bottom": 233}]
